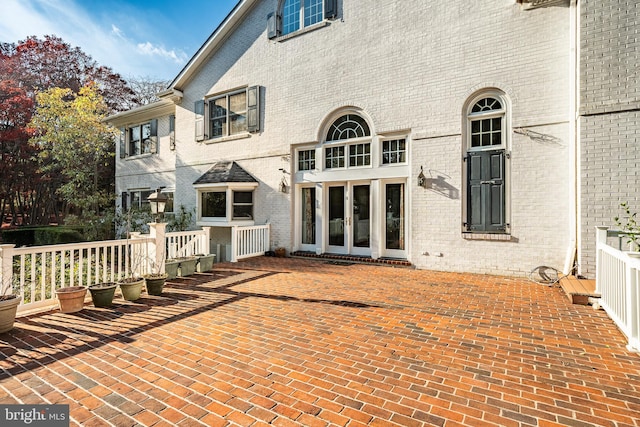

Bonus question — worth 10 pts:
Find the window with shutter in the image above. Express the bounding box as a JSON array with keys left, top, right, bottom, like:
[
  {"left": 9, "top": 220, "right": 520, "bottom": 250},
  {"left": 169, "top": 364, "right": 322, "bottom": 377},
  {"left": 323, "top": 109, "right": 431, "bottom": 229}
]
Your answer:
[
  {"left": 271, "top": 0, "right": 334, "bottom": 38},
  {"left": 464, "top": 91, "right": 509, "bottom": 234},
  {"left": 201, "top": 86, "right": 262, "bottom": 140}
]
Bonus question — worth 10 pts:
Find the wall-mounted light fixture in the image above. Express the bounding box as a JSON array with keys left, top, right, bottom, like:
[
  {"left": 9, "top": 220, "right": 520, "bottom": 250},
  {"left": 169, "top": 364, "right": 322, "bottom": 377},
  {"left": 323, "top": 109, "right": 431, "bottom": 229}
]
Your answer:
[
  {"left": 278, "top": 168, "right": 289, "bottom": 193},
  {"left": 417, "top": 166, "right": 426, "bottom": 188}
]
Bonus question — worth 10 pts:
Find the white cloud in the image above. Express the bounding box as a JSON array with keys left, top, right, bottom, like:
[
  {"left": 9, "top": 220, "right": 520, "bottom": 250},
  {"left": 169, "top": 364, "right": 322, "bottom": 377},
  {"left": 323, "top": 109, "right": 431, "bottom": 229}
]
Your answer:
[
  {"left": 0, "top": 0, "right": 188, "bottom": 80},
  {"left": 136, "top": 42, "right": 188, "bottom": 64}
]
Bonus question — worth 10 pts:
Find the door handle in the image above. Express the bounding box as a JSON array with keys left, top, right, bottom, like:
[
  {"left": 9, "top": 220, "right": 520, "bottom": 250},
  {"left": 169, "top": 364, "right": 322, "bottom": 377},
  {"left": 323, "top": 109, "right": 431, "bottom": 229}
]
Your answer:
[{"left": 480, "top": 180, "right": 497, "bottom": 185}]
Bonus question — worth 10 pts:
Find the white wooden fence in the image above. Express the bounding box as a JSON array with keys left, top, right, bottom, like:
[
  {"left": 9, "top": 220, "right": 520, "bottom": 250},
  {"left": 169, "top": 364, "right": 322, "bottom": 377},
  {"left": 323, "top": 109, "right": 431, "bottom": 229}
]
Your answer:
[
  {"left": 1, "top": 223, "right": 271, "bottom": 314},
  {"left": 595, "top": 227, "right": 640, "bottom": 352},
  {"left": 230, "top": 224, "right": 270, "bottom": 262}
]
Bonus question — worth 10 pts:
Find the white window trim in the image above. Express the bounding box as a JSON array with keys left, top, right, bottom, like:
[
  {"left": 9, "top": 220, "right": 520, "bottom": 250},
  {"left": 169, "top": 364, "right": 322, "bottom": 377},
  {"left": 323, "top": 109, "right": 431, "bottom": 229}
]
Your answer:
[
  {"left": 462, "top": 90, "right": 512, "bottom": 236},
  {"left": 195, "top": 183, "right": 258, "bottom": 227}
]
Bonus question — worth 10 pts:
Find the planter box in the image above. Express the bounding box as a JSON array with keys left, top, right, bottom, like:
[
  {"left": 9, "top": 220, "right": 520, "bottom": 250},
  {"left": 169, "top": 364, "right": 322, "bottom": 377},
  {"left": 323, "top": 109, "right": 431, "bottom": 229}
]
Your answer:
[
  {"left": 165, "top": 259, "right": 180, "bottom": 280},
  {"left": 178, "top": 257, "right": 197, "bottom": 277},
  {"left": 196, "top": 254, "right": 216, "bottom": 272}
]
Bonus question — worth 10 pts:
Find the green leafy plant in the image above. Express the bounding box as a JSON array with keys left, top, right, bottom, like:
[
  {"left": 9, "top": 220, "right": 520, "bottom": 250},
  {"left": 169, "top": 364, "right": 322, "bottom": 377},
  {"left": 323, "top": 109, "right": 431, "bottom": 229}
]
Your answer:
[
  {"left": 614, "top": 202, "right": 640, "bottom": 250},
  {"left": 167, "top": 205, "right": 194, "bottom": 232}
]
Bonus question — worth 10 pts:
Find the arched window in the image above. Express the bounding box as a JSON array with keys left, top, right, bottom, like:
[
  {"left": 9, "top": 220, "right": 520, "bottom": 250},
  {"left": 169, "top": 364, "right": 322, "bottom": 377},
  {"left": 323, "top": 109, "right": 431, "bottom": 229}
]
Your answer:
[
  {"left": 323, "top": 113, "right": 372, "bottom": 170},
  {"left": 326, "top": 114, "right": 371, "bottom": 141},
  {"left": 464, "top": 92, "right": 509, "bottom": 234}
]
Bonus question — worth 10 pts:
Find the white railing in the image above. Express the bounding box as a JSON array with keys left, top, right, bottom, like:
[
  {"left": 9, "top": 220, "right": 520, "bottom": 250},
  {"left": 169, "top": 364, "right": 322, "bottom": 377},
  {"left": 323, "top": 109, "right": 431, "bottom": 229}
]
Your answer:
[
  {"left": 1, "top": 237, "right": 155, "bottom": 314},
  {"left": 595, "top": 227, "right": 640, "bottom": 352},
  {"left": 165, "top": 228, "right": 210, "bottom": 259},
  {"left": 231, "top": 224, "right": 270, "bottom": 262}
]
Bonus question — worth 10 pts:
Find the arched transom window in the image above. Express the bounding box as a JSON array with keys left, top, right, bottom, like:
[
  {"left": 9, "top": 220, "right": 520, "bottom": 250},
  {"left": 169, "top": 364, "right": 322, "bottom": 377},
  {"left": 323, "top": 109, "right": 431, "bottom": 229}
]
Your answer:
[
  {"left": 322, "top": 114, "right": 372, "bottom": 169},
  {"left": 326, "top": 114, "right": 371, "bottom": 142},
  {"left": 468, "top": 97, "right": 505, "bottom": 149}
]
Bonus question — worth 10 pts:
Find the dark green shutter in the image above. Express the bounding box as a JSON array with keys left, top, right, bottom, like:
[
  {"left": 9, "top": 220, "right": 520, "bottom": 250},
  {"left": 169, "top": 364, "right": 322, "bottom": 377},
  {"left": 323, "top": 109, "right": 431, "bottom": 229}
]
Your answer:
[
  {"left": 324, "top": 0, "right": 337, "bottom": 19},
  {"left": 247, "top": 86, "right": 260, "bottom": 133},
  {"left": 169, "top": 114, "right": 175, "bottom": 150},
  {"left": 466, "top": 150, "right": 506, "bottom": 232},
  {"left": 119, "top": 127, "right": 126, "bottom": 158},
  {"left": 267, "top": 12, "right": 281, "bottom": 39},
  {"left": 150, "top": 119, "right": 158, "bottom": 153},
  {"left": 121, "top": 192, "right": 128, "bottom": 211},
  {"left": 195, "top": 100, "right": 205, "bottom": 141}
]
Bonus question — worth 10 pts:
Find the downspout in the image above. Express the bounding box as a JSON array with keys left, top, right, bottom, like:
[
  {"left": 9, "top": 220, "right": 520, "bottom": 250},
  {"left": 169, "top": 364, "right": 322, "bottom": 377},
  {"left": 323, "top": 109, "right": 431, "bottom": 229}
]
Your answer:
[{"left": 563, "top": 0, "right": 579, "bottom": 275}]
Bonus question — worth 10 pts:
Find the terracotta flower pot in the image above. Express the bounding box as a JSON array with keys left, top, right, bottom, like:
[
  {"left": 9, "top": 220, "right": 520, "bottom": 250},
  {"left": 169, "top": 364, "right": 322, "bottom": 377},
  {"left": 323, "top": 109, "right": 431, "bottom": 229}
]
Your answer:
[
  {"left": 0, "top": 295, "right": 21, "bottom": 333},
  {"left": 55, "top": 286, "right": 87, "bottom": 313}
]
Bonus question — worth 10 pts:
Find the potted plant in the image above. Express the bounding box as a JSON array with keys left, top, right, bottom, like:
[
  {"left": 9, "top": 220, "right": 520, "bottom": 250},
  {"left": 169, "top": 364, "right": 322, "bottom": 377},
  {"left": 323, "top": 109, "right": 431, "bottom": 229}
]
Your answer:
[
  {"left": 614, "top": 202, "right": 640, "bottom": 253},
  {"left": 0, "top": 246, "right": 21, "bottom": 333},
  {"left": 196, "top": 253, "right": 215, "bottom": 272},
  {"left": 88, "top": 282, "right": 117, "bottom": 307},
  {"left": 0, "top": 294, "right": 21, "bottom": 334},
  {"left": 117, "top": 276, "right": 145, "bottom": 301},
  {"left": 55, "top": 286, "right": 87, "bottom": 313},
  {"left": 143, "top": 272, "right": 168, "bottom": 296}
]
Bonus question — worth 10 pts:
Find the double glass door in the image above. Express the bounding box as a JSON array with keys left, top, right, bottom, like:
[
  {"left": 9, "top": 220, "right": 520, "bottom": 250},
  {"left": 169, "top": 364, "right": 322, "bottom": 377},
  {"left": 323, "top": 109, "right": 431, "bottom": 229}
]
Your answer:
[
  {"left": 327, "top": 183, "right": 371, "bottom": 255},
  {"left": 299, "top": 181, "right": 406, "bottom": 257}
]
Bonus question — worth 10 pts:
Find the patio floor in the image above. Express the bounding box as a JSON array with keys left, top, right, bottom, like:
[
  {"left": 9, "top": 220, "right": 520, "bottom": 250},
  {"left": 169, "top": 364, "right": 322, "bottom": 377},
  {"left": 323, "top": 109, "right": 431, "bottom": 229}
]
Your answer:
[{"left": 1, "top": 257, "right": 639, "bottom": 427}]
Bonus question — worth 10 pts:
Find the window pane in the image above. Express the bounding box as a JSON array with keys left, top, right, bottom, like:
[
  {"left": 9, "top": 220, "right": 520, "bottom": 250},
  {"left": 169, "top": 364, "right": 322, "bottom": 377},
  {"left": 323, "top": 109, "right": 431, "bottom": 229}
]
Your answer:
[
  {"left": 202, "top": 192, "right": 226, "bottom": 217},
  {"left": 233, "top": 191, "right": 252, "bottom": 204},
  {"left": 230, "top": 114, "right": 246, "bottom": 135},
  {"left": 229, "top": 93, "right": 246, "bottom": 113},
  {"left": 298, "top": 149, "right": 315, "bottom": 171},
  {"left": 212, "top": 118, "right": 226, "bottom": 138},
  {"left": 305, "top": 0, "right": 323, "bottom": 26},
  {"left": 282, "top": 0, "right": 301, "bottom": 35},
  {"left": 212, "top": 98, "right": 227, "bottom": 118},
  {"left": 233, "top": 205, "right": 253, "bottom": 219},
  {"left": 381, "top": 139, "right": 406, "bottom": 164},
  {"left": 301, "top": 188, "right": 316, "bottom": 244}
]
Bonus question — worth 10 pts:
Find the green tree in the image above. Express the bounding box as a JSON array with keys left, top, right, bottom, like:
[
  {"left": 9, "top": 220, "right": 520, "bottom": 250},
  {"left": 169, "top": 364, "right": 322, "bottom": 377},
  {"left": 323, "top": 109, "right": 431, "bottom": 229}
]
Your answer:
[{"left": 29, "top": 84, "right": 116, "bottom": 238}]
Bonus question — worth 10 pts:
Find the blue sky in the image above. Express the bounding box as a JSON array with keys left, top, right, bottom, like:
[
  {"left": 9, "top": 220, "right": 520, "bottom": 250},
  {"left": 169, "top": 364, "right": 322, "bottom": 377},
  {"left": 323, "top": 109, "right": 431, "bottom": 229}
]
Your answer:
[{"left": 0, "top": 0, "right": 239, "bottom": 81}]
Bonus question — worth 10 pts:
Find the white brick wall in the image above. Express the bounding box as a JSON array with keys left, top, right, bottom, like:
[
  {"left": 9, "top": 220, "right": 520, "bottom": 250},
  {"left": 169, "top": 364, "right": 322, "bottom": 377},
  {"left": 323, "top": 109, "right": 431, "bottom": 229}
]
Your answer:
[
  {"left": 578, "top": 0, "right": 640, "bottom": 277},
  {"left": 122, "top": 0, "right": 576, "bottom": 276}
]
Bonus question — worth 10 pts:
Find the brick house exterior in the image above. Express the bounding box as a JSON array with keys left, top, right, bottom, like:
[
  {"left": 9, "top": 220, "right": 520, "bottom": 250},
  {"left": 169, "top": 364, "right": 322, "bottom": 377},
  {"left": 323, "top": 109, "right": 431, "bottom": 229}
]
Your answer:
[{"left": 108, "top": 0, "right": 635, "bottom": 277}]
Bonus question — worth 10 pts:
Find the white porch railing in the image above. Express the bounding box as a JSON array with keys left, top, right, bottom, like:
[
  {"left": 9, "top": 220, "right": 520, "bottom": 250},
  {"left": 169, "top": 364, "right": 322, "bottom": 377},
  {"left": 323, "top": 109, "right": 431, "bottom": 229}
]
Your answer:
[
  {"left": 595, "top": 227, "right": 640, "bottom": 352},
  {"left": 1, "top": 223, "right": 270, "bottom": 314},
  {"left": 230, "top": 224, "right": 270, "bottom": 262},
  {"left": 165, "top": 228, "right": 210, "bottom": 259},
  {"left": 1, "top": 237, "right": 155, "bottom": 314}
]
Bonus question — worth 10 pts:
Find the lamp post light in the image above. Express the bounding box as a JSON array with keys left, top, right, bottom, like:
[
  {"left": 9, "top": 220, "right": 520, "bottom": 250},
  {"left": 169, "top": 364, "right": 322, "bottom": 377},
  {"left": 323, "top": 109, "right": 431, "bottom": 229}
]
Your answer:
[{"left": 147, "top": 189, "right": 168, "bottom": 222}]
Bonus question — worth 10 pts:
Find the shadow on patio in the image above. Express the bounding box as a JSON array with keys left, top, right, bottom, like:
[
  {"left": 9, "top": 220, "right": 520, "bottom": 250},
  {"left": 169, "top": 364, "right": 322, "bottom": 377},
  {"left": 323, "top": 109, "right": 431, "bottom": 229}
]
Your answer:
[{"left": 1, "top": 257, "right": 639, "bottom": 427}]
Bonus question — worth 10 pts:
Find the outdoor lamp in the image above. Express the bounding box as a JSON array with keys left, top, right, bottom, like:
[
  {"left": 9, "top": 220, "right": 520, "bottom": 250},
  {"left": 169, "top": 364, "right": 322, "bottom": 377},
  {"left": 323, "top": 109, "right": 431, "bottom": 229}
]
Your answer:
[{"left": 147, "top": 189, "right": 168, "bottom": 222}]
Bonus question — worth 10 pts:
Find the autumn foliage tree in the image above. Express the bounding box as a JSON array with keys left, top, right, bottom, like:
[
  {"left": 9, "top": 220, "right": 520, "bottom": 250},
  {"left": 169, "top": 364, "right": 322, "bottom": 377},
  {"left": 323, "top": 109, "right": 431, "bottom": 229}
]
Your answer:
[
  {"left": 0, "top": 35, "right": 137, "bottom": 228},
  {"left": 30, "top": 85, "right": 115, "bottom": 221}
]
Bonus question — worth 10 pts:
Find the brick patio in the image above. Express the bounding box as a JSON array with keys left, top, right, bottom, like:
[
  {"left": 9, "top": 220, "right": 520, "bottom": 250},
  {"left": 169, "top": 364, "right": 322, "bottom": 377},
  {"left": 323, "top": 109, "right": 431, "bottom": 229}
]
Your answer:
[{"left": 1, "top": 257, "right": 639, "bottom": 426}]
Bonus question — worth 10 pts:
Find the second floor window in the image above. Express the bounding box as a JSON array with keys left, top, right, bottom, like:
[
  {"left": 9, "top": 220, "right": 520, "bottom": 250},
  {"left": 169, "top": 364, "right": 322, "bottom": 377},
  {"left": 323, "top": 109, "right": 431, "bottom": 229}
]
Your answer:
[
  {"left": 120, "top": 120, "right": 158, "bottom": 158},
  {"left": 195, "top": 86, "right": 261, "bottom": 142},
  {"left": 282, "top": 0, "right": 323, "bottom": 35}
]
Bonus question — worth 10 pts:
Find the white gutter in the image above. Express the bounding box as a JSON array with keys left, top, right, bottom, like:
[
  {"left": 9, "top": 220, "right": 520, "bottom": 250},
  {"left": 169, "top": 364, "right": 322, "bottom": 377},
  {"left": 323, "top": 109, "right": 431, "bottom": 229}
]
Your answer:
[{"left": 564, "top": 0, "right": 579, "bottom": 275}]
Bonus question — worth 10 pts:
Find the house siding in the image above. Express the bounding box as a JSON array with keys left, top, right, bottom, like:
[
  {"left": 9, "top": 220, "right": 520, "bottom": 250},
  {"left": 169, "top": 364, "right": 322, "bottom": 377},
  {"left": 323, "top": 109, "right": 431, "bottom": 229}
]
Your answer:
[
  {"left": 579, "top": 0, "right": 640, "bottom": 277},
  {"left": 118, "top": 0, "right": 578, "bottom": 276}
]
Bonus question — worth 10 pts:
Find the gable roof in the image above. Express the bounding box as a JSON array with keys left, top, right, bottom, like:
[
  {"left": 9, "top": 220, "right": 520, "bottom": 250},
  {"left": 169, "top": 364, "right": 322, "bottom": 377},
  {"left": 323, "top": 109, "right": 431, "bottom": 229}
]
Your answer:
[
  {"left": 168, "top": 0, "right": 257, "bottom": 91},
  {"left": 193, "top": 161, "right": 258, "bottom": 185}
]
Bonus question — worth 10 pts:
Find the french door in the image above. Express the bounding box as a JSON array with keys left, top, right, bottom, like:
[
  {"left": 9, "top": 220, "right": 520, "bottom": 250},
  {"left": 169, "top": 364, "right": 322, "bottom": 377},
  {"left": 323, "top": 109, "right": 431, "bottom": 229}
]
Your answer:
[{"left": 327, "top": 182, "right": 371, "bottom": 256}]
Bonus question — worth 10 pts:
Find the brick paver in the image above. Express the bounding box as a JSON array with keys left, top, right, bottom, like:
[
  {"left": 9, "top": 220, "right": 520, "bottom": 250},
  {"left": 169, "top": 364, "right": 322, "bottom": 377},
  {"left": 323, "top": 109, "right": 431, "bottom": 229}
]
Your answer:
[{"left": 1, "top": 257, "right": 639, "bottom": 426}]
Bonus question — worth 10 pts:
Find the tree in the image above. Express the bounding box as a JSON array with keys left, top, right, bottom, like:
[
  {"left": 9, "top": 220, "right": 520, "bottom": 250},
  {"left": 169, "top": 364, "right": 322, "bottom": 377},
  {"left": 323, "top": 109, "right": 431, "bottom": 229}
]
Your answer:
[
  {"left": 124, "top": 75, "right": 171, "bottom": 109},
  {"left": 29, "top": 84, "right": 116, "bottom": 238},
  {"left": 0, "top": 35, "right": 138, "bottom": 227}
]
